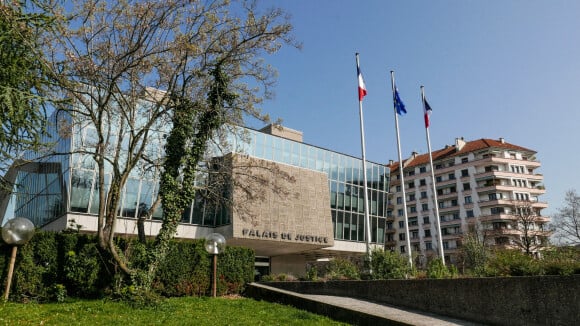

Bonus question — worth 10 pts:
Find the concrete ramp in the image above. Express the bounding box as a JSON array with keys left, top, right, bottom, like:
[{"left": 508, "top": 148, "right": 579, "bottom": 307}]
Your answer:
[{"left": 246, "top": 283, "right": 481, "bottom": 326}]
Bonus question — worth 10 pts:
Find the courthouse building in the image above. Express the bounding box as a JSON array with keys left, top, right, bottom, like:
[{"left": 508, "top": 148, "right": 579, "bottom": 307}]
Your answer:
[{"left": 0, "top": 112, "right": 390, "bottom": 276}]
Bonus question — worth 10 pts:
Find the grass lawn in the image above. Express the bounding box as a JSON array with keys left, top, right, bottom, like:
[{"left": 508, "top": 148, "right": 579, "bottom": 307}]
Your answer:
[{"left": 0, "top": 296, "right": 348, "bottom": 325}]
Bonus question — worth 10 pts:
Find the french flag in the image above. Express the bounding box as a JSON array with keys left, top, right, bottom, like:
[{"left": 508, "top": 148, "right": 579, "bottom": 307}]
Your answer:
[
  {"left": 424, "top": 98, "right": 433, "bottom": 128},
  {"left": 357, "top": 64, "right": 367, "bottom": 101}
]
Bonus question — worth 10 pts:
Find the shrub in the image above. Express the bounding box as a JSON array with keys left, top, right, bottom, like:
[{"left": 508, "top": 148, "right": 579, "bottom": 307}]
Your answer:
[
  {"left": 426, "top": 258, "right": 457, "bottom": 279},
  {"left": 1, "top": 230, "right": 254, "bottom": 301},
  {"left": 154, "top": 240, "right": 210, "bottom": 297},
  {"left": 305, "top": 265, "right": 319, "bottom": 281},
  {"left": 369, "top": 249, "right": 411, "bottom": 279},
  {"left": 217, "top": 246, "right": 255, "bottom": 295},
  {"left": 541, "top": 247, "right": 580, "bottom": 276},
  {"left": 260, "top": 273, "right": 297, "bottom": 282},
  {"left": 486, "top": 250, "right": 542, "bottom": 276},
  {"left": 324, "top": 258, "right": 360, "bottom": 280}
]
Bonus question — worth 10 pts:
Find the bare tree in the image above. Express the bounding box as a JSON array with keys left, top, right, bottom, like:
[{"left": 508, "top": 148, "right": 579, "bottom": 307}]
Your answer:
[
  {"left": 512, "top": 200, "right": 550, "bottom": 256},
  {"left": 552, "top": 189, "right": 580, "bottom": 245},
  {"left": 458, "top": 223, "right": 490, "bottom": 275},
  {"left": 34, "top": 0, "right": 298, "bottom": 279}
]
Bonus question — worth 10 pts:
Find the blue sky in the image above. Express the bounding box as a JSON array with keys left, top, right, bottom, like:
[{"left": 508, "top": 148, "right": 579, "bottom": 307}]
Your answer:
[{"left": 251, "top": 0, "right": 580, "bottom": 216}]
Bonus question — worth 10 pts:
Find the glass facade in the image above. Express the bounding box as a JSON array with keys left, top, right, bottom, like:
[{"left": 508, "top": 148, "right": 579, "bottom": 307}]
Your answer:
[{"left": 7, "top": 114, "right": 390, "bottom": 245}]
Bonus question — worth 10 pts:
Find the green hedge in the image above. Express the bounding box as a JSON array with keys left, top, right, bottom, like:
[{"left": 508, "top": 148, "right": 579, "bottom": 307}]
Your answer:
[{"left": 0, "top": 230, "right": 255, "bottom": 302}]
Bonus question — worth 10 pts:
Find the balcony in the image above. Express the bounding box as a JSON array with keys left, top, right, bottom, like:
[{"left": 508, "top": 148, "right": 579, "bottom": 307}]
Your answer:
[
  {"left": 472, "top": 156, "right": 541, "bottom": 169},
  {"left": 485, "top": 228, "right": 521, "bottom": 236},
  {"left": 475, "top": 170, "right": 544, "bottom": 182},
  {"left": 478, "top": 213, "right": 518, "bottom": 222}
]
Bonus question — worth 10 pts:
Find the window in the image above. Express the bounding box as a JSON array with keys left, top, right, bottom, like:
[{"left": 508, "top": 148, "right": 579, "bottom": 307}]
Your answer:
[
  {"left": 396, "top": 185, "right": 401, "bottom": 192},
  {"left": 424, "top": 230, "right": 431, "bottom": 237},
  {"left": 426, "top": 242, "right": 433, "bottom": 250},
  {"left": 438, "top": 201, "right": 445, "bottom": 208},
  {"left": 423, "top": 216, "right": 430, "bottom": 224},
  {"left": 422, "top": 203, "right": 429, "bottom": 211},
  {"left": 461, "top": 157, "right": 468, "bottom": 163},
  {"left": 435, "top": 164, "right": 443, "bottom": 170},
  {"left": 409, "top": 206, "right": 417, "bottom": 213},
  {"left": 409, "top": 194, "right": 416, "bottom": 201},
  {"left": 443, "top": 241, "right": 449, "bottom": 249},
  {"left": 421, "top": 191, "right": 427, "bottom": 199},
  {"left": 451, "top": 199, "right": 458, "bottom": 206},
  {"left": 461, "top": 169, "right": 469, "bottom": 177},
  {"left": 466, "top": 210, "right": 474, "bottom": 218},
  {"left": 409, "top": 218, "right": 418, "bottom": 226},
  {"left": 398, "top": 209, "right": 404, "bottom": 217},
  {"left": 399, "top": 221, "right": 405, "bottom": 228},
  {"left": 408, "top": 182, "right": 415, "bottom": 189},
  {"left": 408, "top": 170, "right": 415, "bottom": 176},
  {"left": 436, "top": 176, "right": 442, "bottom": 182},
  {"left": 463, "top": 182, "right": 470, "bottom": 191},
  {"left": 399, "top": 233, "right": 406, "bottom": 241},
  {"left": 464, "top": 196, "right": 472, "bottom": 204},
  {"left": 412, "top": 231, "right": 419, "bottom": 239},
  {"left": 397, "top": 197, "right": 402, "bottom": 204},
  {"left": 420, "top": 179, "right": 426, "bottom": 186},
  {"left": 448, "top": 173, "right": 456, "bottom": 180},
  {"left": 489, "top": 193, "right": 497, "bottom": 200},
  {"left": 419, "top": 166, "right": 427, "bottom": 173},
  {"left": 452, "top": 212, "right": 460, "bottom": 220},
  {"left": 400, "top": 246, "right": 406, "bottom": 253}
]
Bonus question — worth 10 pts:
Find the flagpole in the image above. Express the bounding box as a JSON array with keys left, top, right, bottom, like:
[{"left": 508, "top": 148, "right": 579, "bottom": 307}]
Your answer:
[
  {"left": 390, "top": 71, "right": 412, "bottom": 268},
  {"left": 356, "top": 53, "right": 373, "bottom": 263},
  {"left": 422, "top": 86, "right": 445, "bottom": 265}
]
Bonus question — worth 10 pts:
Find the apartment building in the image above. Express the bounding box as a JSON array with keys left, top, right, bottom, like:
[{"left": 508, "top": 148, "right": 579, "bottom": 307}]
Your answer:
[{"left": 387, "top": 137, "right": 550, "bottom": 265}]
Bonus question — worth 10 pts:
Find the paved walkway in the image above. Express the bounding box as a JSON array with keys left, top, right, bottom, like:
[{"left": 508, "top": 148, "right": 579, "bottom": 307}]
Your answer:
[
  {"left": 249, "top": 283, "right": 484, "bottom": 326},
  {"left": 302, "top": 293, "right": 483, "bottom": 326}
]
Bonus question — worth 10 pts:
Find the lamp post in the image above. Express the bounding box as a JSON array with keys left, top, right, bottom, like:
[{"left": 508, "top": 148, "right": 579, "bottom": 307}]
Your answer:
[
  {"left": 2, "top": 217, "right": 35, "bottom": 301},
  {"left": 204, "top": 233, "right": 226, "bottom": 298}
]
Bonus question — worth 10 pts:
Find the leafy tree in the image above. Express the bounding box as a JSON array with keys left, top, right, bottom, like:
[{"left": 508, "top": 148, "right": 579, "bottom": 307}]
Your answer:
[
  {"left": 552, "top": 189, "right": 580, "bottom": 245},
  {"left": 0, "top": 1, "right": 56, "bottom": 188},
  {"left": 35, "top": 0, "right": 298, "bottom": 284}
]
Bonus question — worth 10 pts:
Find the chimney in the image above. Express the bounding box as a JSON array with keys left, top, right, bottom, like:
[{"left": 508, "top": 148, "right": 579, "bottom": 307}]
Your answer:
[
  {"left": 499, "top": 137, "right": 505, "bottom": 144},
  {"left": 455, "top": 137, "right": 466, "bottom": 151},
  {"left": 389, "top": 159, "right": 394, "bottom": 165}
]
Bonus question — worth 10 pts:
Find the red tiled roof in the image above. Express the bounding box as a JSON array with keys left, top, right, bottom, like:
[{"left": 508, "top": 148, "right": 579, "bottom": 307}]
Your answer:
[{"left": 387, "top": 138, "right": 536, "bottom": 172}]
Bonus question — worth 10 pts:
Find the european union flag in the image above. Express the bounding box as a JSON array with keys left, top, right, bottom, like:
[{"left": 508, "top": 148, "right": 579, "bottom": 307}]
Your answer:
[{"left": 394, "top": 88, "right": 406, "bottom": 115}]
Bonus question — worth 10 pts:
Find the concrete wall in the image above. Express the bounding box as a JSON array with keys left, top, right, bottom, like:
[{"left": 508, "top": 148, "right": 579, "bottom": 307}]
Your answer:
[{"left": 262, "top": 275, "right": 580, "bottom": 326}]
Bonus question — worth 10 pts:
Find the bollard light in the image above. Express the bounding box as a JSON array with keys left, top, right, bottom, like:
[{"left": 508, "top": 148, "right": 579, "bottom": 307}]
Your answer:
[
  {"left": 205, "top": 233, "right": 226, "bottom": 297},
  {"left": 2, "top": 217, "right": 35, "bottom": 301}
]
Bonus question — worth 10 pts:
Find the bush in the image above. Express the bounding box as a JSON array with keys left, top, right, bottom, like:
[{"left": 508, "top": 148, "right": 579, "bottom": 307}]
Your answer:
[
  {"left": 486, "top": 250, "right": 542, "bottom": 277},
  {"left": 369, "top": 249, "right": 411, "bottom": 279},
  {"left": 261, "top": 273, "right": 297, "bottom": 282},
  {"left": 426, "top": 258, "right": 458, "bottom": 279},
  {"left": 541, "top": 247, "right": 580, "bottom": 276},
  {"left": 305, "top": 265, "right": 319, "bottom": 281},
  {"left": 1, "top": 230, "right": 255, "bottom": 301},
  {"left": 324, "top": 258, "right": 360, "bottom": 280},
  {"left": 217, "top": 246, "right": 255, "bottom": 295}
]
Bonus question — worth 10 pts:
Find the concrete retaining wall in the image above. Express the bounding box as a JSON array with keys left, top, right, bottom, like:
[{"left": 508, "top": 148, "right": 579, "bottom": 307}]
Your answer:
[{"left": 261, "top": 275, "right": 580, "bottom": 326}]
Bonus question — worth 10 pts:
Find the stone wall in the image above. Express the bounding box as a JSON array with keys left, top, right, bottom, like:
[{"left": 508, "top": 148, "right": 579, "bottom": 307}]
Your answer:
[{"left": 262, "top": 275, "right": 580, "bottom": 326}]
